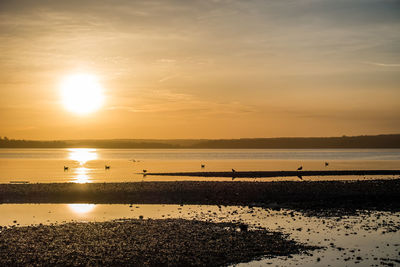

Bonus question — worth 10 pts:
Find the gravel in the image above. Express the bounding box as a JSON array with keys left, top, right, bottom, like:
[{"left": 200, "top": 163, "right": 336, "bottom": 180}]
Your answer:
[{"left": 0, "top": 219, "right": 318, "bottom": 266}]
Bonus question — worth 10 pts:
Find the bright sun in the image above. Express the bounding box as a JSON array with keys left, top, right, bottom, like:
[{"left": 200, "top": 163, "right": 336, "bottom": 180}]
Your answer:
[{"left": 60, "top": 74, "right": 104, "bottom": 115}]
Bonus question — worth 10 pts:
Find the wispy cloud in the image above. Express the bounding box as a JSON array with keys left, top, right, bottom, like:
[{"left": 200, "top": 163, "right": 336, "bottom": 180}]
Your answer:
[
  {"left": 362, "top": 61, "right": 400, "bottom": 67},
  {"left": 107, "top": 90, "right": 256, "bottom": 115}
]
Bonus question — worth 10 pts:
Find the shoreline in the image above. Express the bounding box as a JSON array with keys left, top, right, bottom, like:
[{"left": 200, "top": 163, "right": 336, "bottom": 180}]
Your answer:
[
  {"left": 1, "top": 179, "right": 399, "bottom": 212},
  {"left": 145, "top": 169, "right": 400, "bottom": 178}
]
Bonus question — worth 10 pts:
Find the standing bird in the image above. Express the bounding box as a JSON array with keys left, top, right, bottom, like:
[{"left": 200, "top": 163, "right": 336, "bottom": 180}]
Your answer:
[
  {"left": 64, "top": 166, "right": 69, "bottom": 171},
  {"left": 105, "top": 165, "right": 110, "bottom": 170},
  {"left": 325, "top": 162, "right": 329, "bottom": 167},
  {"left": 297, "top": 166, "right": 303, "bottom": 171}
]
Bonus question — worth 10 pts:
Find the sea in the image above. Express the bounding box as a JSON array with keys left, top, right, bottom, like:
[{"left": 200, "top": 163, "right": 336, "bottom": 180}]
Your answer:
[{"left": 0, "top": 148, "right": 399, "bottom": 183}]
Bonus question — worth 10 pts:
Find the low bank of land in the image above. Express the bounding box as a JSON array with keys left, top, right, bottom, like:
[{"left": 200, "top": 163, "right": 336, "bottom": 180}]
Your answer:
[{"left": 1, "top": 179, "right": 399, "bottom": 212}]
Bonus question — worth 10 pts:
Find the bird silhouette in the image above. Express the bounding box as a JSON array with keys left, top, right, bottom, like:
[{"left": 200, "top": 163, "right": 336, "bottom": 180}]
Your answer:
[
  {"left": 105, "top": 165, "right": 110, "bottom": 170},
  {"left": 64, "top": 166, "right": 69, "bottom": 171},
  {"left": 325, "top": 162, "right": 329, "bottom": 167},
  {"left": 297, "top": 166, "right": 303, "bottom": 171},
  {"left": 143, "top": 169, "right": 147, "bottom": 173},
  {"left": 201, "top": 164, "right": 205, "bottom": 168}
]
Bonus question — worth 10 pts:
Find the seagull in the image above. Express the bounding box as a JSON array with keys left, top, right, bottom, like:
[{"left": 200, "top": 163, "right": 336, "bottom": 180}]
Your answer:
[
  {"left": 325, "top": 162, "right": 329, "bottom": 167},
  {"left": 297, "top": 166, "right": 303, "bottom": 171},
  {"left": 105, "top": 165, "right": 110, "bottom": 170},
  {"left": 64, "top": 166, "right": 69, "bottom": 171},
  {"left": 201, "top": 164, "right": 205, "bottom": 168}
]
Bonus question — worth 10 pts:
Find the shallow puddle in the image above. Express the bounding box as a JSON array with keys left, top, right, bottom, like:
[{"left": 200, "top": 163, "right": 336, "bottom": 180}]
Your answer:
[{"left": 0, "top": 204, "right": 399, "bottom": 266}]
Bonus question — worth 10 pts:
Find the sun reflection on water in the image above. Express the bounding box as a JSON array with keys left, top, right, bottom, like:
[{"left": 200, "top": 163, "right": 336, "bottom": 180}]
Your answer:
[
  {"left": 67, "top": 149, "right": 98, "bottom": 183},
  {"left": 68, "top": 204, "right": 96, "bottom": 214},
  {"left": 73, "top": 167, "right": 91, "bottom": 183},
  {"left": 68, "top": 148, "right": 98, "bottom": 165}
]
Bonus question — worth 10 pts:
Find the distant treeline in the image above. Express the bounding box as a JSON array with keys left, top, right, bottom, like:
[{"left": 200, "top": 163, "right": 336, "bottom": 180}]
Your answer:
[
  {"left": 1, "top": 134, "right": 399, "bottom": 149},
  {"left": 191, "top": 134, "right": 400, "bottom": 149},
  {"left": 0, "top": 137, "right": 179, "bottom": 149}
]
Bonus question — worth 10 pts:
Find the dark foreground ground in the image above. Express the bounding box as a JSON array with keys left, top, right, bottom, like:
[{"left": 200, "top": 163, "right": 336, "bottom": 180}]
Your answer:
[
  {"left": 1, "top": 179, "right": 399, "bottom": 266},
  {"left": 1, "top": 179, "right": 399, "bottom": 213},
  {"left": 0, "top": 219, "right": 318, "bottom": 266}
]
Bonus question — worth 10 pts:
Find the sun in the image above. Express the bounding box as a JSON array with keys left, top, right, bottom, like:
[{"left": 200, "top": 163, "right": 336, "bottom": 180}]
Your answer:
[{"left": 60, "top": 73, "right": 104, "bottom": 115}]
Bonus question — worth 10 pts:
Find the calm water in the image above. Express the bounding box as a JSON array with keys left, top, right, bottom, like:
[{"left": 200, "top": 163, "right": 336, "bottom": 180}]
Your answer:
[
  {"left": 1, "top": 203, "right": 399, "bottom": 266},
  {"left": 0, "top": 148, "right": 399, "bottom": 183}
]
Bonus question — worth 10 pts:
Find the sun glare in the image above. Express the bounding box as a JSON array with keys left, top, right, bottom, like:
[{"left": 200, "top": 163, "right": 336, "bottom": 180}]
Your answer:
[
  {"left": 60, "top": 74, "right": 104, "bottom": 115},
  {"left": 68, "top": 204, "right": 96, "bottom": 214},
  {"left": 68, "top": 148, "right": 98, "bottom": 164}
]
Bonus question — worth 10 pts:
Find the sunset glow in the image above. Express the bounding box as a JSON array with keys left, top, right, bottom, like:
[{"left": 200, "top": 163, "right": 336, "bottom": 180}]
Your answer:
[
  {"left": 0, "top": 1, "right": 399, "bottom": 265},
  {"left": 60, "top": 74, "right": 104, "bottom": 115},
  {"left": 0, "top": 0, "right": 399, "bottom": 139}
]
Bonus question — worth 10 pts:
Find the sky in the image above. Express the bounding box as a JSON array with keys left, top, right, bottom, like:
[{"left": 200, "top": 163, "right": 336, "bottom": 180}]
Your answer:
[{"left": 0, "top": 0, "right": 399, "bottom": 139}]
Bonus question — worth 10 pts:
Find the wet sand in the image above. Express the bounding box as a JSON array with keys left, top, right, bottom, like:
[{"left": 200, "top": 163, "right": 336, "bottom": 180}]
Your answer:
[
  {"left": 0, "top": 219, "right": 318, "bottom": 266},
  {"left": 1, "top": 179, "right": 399, "bottom": 213}
]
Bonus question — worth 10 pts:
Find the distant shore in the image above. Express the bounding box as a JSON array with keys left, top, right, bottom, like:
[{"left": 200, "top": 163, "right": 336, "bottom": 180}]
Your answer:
[
  {"left": 1, "top": 134, "right": 400, "bottom": 148},
  {"left": 1, "top": 179, "right": 399, "bottom": 212}
]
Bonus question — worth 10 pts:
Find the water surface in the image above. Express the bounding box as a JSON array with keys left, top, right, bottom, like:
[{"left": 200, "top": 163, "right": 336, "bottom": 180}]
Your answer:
[
  {"left": 1, "top": 203, "right": 399, "bottom": 266},
  {"left": 1, "top": 148, "right": 399, "bottom": 183}
]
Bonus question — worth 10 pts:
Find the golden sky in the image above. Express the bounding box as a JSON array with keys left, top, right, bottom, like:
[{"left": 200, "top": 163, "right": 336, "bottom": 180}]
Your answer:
[{"left": 0, "top": 0, "right": 399, "bottom": 139}]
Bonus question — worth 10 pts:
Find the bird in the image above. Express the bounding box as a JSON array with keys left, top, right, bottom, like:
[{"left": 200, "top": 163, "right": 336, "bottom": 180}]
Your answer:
[
  {"left": 232, "top": 168, "right": 236, "bottom": 172},
  {"left": 64, "top": 166, "right": 69, "bottom": 171},
  {"left": 105, "top": 165, "right": 110, "bottom": 170},
  {"left": 143, "top": 169, "right": 147, "bottom": 173},
  {"left": 325, "top": 162, "right": 329, "bottom": 167},
  {"left": 297, "top": 175, "right": 303, "bottom": 180},
  {"left": 297, "top": 166, "right": 303, "bottom": 171},
  {"left": 201, "top": 164, "right": 205, "bottom": 168}
]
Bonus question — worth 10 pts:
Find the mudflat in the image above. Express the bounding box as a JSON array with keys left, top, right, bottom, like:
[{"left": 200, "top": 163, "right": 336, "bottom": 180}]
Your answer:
[{"left": 1, "top": 179, "right": 399, "bottom": 212}]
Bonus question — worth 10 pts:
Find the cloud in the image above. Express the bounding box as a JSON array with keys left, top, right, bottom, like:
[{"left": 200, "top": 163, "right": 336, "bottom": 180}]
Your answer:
[
  {"left": 107, "top": 89, "right": 256, "bottom": 115},
  {"left": 362, "top": 61, "right": 400, "bottom": 67}
]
